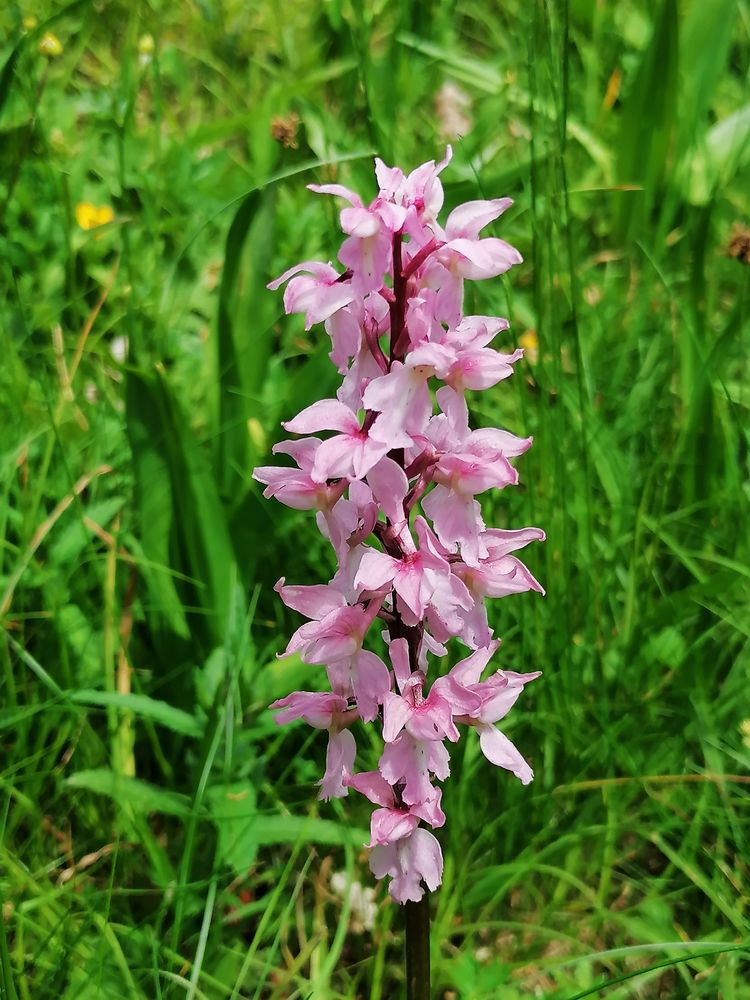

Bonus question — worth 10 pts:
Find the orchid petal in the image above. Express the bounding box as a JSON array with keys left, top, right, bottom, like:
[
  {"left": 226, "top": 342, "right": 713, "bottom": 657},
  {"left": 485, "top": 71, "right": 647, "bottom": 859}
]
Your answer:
[
  {"left": 307, "top": 183, "right": 363, "bottom": 207},
  {"left": 382, "top": 692, "right": 412, "bottom": 742},
  {"left": 346, "top": 770, "right": 395, "bottom": 807},
  {"left": 366, "top": 457, "right": 409, "bottom": 526},
  {"left": 355, "top": 549, "right": 399, "bottom": 592},
  {"left": 319, "top": 729, "right": 357, "bottom": 800},
  {"left": 283, "top": 399, "right": 359, "bottom": 435},
  {"left": 445, "top": 198, "right": 513, "bottom": 239},
  {"left": 273, "top": 579, "right": 346, "bottom": 619},
  {"left": 477, "top": 724, "right": 533, "bottom": 784},
  {"left": 388, "top": 638, "right": 412, "bottom": 694},
  {"left": 267, "top": 259, "right": 339, "bottom": 290}
]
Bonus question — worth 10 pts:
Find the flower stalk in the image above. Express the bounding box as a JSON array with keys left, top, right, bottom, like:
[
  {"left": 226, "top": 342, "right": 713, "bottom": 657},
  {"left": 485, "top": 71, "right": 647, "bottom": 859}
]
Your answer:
[{"left": 405, "top": 896, "right": 431, "bottom": 1000}]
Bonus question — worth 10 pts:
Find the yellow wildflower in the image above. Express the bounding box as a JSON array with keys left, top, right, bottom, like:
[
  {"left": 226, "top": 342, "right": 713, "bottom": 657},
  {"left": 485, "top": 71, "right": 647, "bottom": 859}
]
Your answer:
[
  {"left": 518, "top": 329, "right": 539, "bottom": 365},
  {"left": 247, "top": 417, "right": 267, "bottom": 455},
  {"left": 138, "top": 34, "right": 155, "bottom": 56},
  {"left": 38, "top": 32, "right": 63, "bottom": 58},
  {"left": 75, "top": 202, "right": 114, "bottom": 230},
  {"left": 23, "top": 16, "right": 38, "bottom": 30}
]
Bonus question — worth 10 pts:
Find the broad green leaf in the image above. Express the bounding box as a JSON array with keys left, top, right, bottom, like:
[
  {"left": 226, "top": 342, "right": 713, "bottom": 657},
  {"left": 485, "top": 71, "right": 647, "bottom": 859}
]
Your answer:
[
  {"left": 66, "top": 769, "right": 193, "bottom": 817},
  {"left": 214, "top": 188, "right": 276, "bottom": 502},
  {"left": 679, "top": 0, "right": 738, "bottom": 148},
  {"left": 207, "top": 781, "right": 259, "bottom": 873},
  {"left": 57, "top": 604, "right": 102, "bottom": 687},
  {"left": 125, "top": 367, "right": 238, "bottom": 646},
  {"left": 124, "top": 369, "right": 190, "bottom": 643},
  {"left": 69, "top": 690, "right": 203, "bottom": 738},
  {"left": 616, "top": 0, "right": 679, "bottom": 237},
  {"left": 586, "top": 426, "right": 623, "bottom": 509},
  {"left": 0, "top": 41, "right": 21, "bottom": 124},
  {"left": 682, "top": 103, "right": 750, "bottom": 205},
  {"left": 250, "top": 814, "right": 368, "bottom": 850},
  {"left": 207, "top": 779, "right": 367, "bottom": 874},
  {"left": 396, "top": 31, "right": 503, "bottom": 93}
]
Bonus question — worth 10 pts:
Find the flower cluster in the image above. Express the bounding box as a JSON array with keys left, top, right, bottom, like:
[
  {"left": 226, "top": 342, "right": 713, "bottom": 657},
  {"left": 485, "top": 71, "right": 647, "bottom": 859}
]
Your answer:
[{"left": 254, "top": 149, "right": 544, "bottom": 904}]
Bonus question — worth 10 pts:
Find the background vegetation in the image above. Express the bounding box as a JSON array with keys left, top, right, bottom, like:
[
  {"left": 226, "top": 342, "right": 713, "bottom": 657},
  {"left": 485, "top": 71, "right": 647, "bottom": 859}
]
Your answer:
[{"left": 1, "top": 0, "right": 749, "bottom": 996}]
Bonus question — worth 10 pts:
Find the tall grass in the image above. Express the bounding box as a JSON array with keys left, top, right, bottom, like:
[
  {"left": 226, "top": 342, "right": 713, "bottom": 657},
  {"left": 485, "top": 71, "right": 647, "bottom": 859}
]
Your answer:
[{"left": 1, "top": 0, "right": 749, "bottom": 996}]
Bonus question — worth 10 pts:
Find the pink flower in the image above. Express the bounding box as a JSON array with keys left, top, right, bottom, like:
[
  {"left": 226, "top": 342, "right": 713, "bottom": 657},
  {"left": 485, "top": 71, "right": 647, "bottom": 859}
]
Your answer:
[
  {"left": 402, "top": 198, "right": 522, "bottom": 325},
  {"left": 455, "top": 527, "right": 546, "bottom": 599},
  {"left": 258, "top": 149, "right": 544, "bottom": 903},
  {"left": 452, "top": 527, "right": 546, "bottom": 646},
  {"left": 421, "top": 388, "right": 532, "bottom": 565},
  {"left": 439, "top": 644, "right": 541, "bottom": 785},
  {"left": 252, "top": 438, "right": 347, "bottom": 511},
  {"left": 317, "top": 480, "right": 378, "bottom": 567},
  {"left": 436, "top": 199, "right": 521, "bottom": 283},
  {"left": 281, "top": 603, "right": 362, "bottom": 661},
  {"left": 268, "top": 260, "right": 355, "bottom": 329},
  {"left": 382, "top": 640, "right": 459, "bottom": 743},
  {"left": 375, "top": 147, "right": 453, "bottom": 244},
  {"left": 320, "top": 729, "right": 357, "bottom": 800},
  {"left": 325, "top": 292, "right": 389, "bottom": 373},
  {"left": 337, "top": 340, "right": 387, "bottom": 411},
  {"left": 275, "top": 580, "right": 389, "bottom": 721},
  {"left": 379, "top": 731, "right": 451, "bottom": 806},
  {"left": 347, "top": 770, "right": 445, "bottom": 845},
  {"left": 282, "top": 399, "right": 389, "bottom": 482},
  {"left": 361, "top": 361, "right": 433, "bottom": 450},
  {"left": 308, "top": 182, "right": 400, "bottom": 295},
  {"left": 369, "top": 827, "right": 443, "bottom": 903},
  {"left": 408, "top": 315, "right": 522, "bottom": 393},
  {"left": 354, "top": 517, "right": 472, "bottom": 629},
  {"left": 339, "top": 230, "right": 393, "bottom": 296},
  {"left": 270, "top": 690, "right": 353, "bottom": 729},
  {"left": 270, "top": 692, "right": 358, "bottom": 801}
]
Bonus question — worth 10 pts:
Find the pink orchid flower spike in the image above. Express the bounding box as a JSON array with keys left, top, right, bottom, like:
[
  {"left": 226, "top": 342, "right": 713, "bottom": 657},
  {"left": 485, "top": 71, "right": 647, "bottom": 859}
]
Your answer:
[{"left": 254, "top": 148, "right": 545, "bottom": 905}]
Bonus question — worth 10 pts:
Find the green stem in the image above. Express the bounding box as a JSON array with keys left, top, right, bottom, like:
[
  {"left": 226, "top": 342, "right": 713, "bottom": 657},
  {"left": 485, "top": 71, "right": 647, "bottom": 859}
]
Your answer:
[{"left": 404, "top": 895, "right": 430, "bottom": 1000}]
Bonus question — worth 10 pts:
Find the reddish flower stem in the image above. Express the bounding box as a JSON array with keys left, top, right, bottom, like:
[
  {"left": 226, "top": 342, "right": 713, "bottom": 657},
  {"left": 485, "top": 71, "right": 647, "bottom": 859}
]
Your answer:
[
  {"left": 389, "top": 233, "right": 406, "bottom": 364},
  {"left": 382, "top": 232, "right": 433, "bottom": 997},
  {"left": 405, "top": 895, "right": 431, "bottom": 1000},
  {"left": 401, "top": 236, "right": 444, "bottom": 281},
  {"left": 364, "top": 317, "right": 389, "bottom": 372},
  {"left": 405, "top": 468, "right": 434, "bottom": 512}
]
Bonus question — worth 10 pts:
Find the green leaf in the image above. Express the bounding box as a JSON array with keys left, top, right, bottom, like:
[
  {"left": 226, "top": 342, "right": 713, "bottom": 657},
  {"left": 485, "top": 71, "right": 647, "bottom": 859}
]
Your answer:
[
  {"left": 207, "top": 780, "right": 368, "bottom": 874},
  {"left": 0, "top": 41, "right": 22, "bottom": 124},
  {"left": 48, "top": 498, "right": 125, "bottom": 566},
  {"left": 125, "top": 367, "right": 238, "bottom": 646},
  {"left": 124, "top": 369, "right": 190, "bottom": 644},
  {"left": 616, "top": 0, "right": 679, "bottom": 237},
  {"left": 679, "top": 0, "right": 738, "bottom": 147},
  {"left": 682, "top": 102, "right": 750, "bottom": 205},
  {"left": 236, "top": 193, "right": 278, "bottom": 434},
  {"left": 66, "top": 770, "right": 193, "bottom": 817},
  {"left": 57, "top": 604, "right": 102, "bottom": 687},
  {"left": 69, "top": 690, "right": 204, "bottom": 738},
  {"left": 214, "top": 189, "right": 276, "bottom": 501},
  {"left": 250, "top": 814, "right": 368, "bottom": 850},
  {"left": 207, "top": 781, "right": 259, "bottom": 873},
  {"left": 565, "top": 945, "right": 750, "bottom": 1000}
]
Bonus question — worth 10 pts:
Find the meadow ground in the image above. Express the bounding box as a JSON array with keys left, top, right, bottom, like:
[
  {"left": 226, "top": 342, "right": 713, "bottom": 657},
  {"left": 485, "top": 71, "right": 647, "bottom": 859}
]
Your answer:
[{"left": 1, "top": 1, "right": 749, "bottom": 997}]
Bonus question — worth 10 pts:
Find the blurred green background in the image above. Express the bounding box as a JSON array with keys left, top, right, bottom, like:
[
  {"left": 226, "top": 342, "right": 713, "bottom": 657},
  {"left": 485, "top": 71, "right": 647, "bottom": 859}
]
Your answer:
[{"left": 1, "top": 0, "right": 749, "bottom": 996}]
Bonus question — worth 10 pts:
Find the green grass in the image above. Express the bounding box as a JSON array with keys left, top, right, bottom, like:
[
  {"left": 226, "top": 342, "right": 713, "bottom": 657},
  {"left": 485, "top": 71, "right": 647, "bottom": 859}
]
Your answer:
[{"left": 1, "top": 0, "right": 749, "bottom": 996}]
